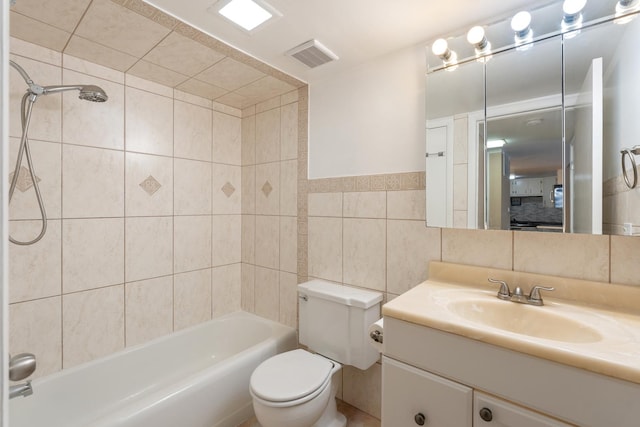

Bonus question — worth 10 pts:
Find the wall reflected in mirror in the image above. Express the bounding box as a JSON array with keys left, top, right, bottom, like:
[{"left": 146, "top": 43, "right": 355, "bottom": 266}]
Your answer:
[{"left": 425, "top": 0, "right": 640, "bottom": 236}]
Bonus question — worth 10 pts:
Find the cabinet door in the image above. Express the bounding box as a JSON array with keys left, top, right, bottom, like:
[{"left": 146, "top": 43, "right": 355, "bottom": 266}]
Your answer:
[
  {"left": 474, "top": 392, "right": 573, "bottom": 427},
  {"left": 382, "top": 357, "right": 472, "bottom": 427}
]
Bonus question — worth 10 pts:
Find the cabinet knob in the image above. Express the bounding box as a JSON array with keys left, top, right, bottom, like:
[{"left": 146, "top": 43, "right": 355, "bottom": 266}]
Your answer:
[
  {"left": 414, "top": 412, "right": 426, "bottom": 425},
  {"left": 479, "top": 407, "right": 493, "bottom": 422}
]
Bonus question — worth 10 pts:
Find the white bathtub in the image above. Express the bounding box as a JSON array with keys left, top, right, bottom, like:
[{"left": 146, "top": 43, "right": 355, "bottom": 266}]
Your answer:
[{"left": 10, "top": 311, "right": 297, "bottom": 427}]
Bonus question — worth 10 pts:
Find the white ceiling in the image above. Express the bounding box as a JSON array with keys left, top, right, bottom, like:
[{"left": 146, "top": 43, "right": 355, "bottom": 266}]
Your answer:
[{"left": 144, "top": 0, "right": 553, "bottom": 84}]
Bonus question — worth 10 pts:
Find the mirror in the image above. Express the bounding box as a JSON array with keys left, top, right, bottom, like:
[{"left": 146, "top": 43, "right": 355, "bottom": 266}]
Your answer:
[{"left": 425, "top": 0, "right": 640, "bottom": 235}]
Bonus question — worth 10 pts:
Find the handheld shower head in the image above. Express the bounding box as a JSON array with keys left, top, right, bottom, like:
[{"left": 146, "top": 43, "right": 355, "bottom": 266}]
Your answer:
[{"left": 79, "top": 85, "right": 109, "bottom": 102}]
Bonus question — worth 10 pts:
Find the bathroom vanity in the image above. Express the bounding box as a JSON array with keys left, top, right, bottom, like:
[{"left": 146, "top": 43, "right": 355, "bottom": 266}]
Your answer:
[{"left": 381, "top": 262, "right": 640, "bottom": 427}]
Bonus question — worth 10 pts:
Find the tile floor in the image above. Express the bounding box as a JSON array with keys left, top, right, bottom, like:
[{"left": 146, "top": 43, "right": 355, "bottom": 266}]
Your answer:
[{"left": 238, "top": 399, "right": 381, "bottom": 427}]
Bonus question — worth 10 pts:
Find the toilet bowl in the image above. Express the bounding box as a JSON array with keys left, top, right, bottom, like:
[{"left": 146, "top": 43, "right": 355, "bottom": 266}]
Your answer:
[
  {"left": 249, "top": 280, "right": 382, "bottom": 427},
  {"left": 250, "top": 349, "right": 346, "bottom": 427}
]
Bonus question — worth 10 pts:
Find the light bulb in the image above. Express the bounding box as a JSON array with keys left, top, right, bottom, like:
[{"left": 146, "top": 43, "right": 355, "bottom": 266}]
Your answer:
[
  {"left": 563, "top": 0, "right": 587, "bottom": 16},
  {"left": 511, "top": 11, "right": 532, "bottom": 37},
  {"left": 467, "top": 26, "right": 486, "bottom": 46},
  {"left": 615, "top": 0, "right": 640, "bottom": 24},
  {"left": 431, "top": 38, "right": 449, "bottom": 58}
]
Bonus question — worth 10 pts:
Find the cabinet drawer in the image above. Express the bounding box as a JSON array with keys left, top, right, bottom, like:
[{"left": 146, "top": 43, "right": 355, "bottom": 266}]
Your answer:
[
  {"left": 474, "top": 392, "right": 574, "bottom": 427},
  {"left": 382, "top": 356, "right": 472, "bottom": 427}
]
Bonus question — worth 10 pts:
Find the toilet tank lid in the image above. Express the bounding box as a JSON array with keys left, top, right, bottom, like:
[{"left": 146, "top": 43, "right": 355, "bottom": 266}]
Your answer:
[{"left": 298, "top": 280, "right": 383, "bottom": 309}]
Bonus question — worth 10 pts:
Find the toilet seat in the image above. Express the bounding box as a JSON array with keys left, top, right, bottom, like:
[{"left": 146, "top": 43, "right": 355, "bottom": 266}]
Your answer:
[{"left": 250, "top": 350, "right": 334, "bottom": 407}]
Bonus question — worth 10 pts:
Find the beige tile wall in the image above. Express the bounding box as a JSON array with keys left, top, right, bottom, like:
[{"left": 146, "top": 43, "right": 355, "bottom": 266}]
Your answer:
[
  {"left": 8, "top": 38, "right": 247, "bottom": 376},
  {"left": 239, "top": 89, "right": 302, "bottom": 329},
  {"left": 306, "top": 173, "right": 640, "bottom": 419}
]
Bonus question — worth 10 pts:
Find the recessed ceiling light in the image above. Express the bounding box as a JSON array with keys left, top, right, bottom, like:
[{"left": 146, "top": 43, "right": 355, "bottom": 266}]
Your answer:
[
  {"left": 487, "top": 139, "right": 506, "bottom": 149},
  {"left": 216, "top": 0, "right": 280, "bottom": 32}
]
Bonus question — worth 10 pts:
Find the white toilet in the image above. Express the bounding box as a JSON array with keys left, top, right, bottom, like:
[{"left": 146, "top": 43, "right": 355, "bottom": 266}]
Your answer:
[{"left": 250, "top": 280, "right": 382, "bottom": 427}]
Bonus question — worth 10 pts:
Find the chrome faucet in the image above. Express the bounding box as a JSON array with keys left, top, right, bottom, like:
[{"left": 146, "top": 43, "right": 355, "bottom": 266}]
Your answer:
[
  {"left": 488, "top": 279, "right": 554, "bottom": 306},
  {"left": 8, "top": 353, "right": 36, "bottom": 399}
]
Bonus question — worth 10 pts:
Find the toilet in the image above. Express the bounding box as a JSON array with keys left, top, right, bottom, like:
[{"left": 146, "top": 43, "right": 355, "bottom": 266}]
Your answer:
[{"left": 250, "top": 280, "right": 383, "bottom": 427}]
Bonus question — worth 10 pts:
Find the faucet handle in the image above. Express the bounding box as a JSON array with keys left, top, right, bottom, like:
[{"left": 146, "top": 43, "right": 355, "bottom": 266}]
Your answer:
[
  {"left": 528, "top": 286, "right": 555, "bottom": 305},
  {"left": 488, "top": 278, "right": 511, "bottom": 300}
]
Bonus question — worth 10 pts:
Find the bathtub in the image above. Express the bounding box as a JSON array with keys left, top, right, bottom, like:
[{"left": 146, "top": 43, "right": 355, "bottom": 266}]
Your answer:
[{"left": 10, "top": 311, "right": 297, "bottom": 427}]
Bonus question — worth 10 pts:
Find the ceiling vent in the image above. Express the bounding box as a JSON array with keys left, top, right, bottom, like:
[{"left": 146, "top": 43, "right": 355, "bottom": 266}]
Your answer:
[{"left": 286, "top": 39, "right": 338, "bottom": 68}]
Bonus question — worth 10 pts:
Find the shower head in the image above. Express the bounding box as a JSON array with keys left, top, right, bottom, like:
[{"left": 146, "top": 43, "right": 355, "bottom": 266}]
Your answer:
[
  {"left": 42, "top": 84, "right": 109, "bottom": 102},
  {"left": 79, "top": 85, "right": 108, "bottom": 102}
]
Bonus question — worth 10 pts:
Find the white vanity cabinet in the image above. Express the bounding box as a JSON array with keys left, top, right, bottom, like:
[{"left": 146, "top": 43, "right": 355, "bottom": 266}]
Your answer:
[
  {"left": 473, "top": 392, "right": 572, "bottom": 427},
  {"left": 382, "top": 356, "right": 472, "bottom": 426},
  {"left": 382, "top": 316, "right": 640, "bottom": 427},
  {"left": 382, "top": 356, "right": 571, "bottom": 427}
]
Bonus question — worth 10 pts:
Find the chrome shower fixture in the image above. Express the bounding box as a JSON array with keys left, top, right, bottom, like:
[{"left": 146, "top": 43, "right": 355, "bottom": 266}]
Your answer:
[{"left": 8, "top": 60, "right": 108, "bottom": 245}]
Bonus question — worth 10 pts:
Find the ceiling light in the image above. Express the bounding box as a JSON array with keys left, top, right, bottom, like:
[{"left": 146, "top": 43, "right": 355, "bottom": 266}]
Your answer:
[
  {"left": 487, "top": 139, "right": 506, "bottom": 149},
  {"left": 467, "top": 26, "right": 492, "bottom": 59},
  {"left": 216, "top": 0, "right": 280, "bottom": 32},
  {"left": 431, "top": 38, "right": 458, "bottom": 70},
  {"left": 511, "top": 11, "right": 533, "bottom": 46}
]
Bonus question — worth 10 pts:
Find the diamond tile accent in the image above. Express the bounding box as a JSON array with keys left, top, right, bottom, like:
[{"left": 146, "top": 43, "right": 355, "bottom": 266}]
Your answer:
[
  {"left": 262, "top": 180, "right": 273, "bottom": 197},
  {"left": 139, "top": 175, "right": 162, "bottom": 196},
  {"left": 221, "top": 181, "right": 236, "bottom": 198},
  {"left": 9, "top": 166, "right": 41, "bottom": 192}
]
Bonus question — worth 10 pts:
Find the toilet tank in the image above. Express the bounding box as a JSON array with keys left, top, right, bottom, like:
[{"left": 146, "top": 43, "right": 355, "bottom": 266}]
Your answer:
[{"left": 298, "top": 280, "right": 383, "bottom": 370}]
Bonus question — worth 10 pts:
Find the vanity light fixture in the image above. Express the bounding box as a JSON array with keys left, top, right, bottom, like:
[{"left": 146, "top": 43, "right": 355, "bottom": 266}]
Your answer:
[
  {"left": 467, "top": 26, "right": 492, "bottom": 60},
  {"left": 511, "top": 11, "right": 533, "bottom": 46},
  {"left": 562, "top": 0, "right": 587, "bottom": 32},
  {"left": 216, "top": 0, "right": 281, "bottom": 32},
  {"left": 431, "top": 38, "right": 458, "bottom": 70},
  {"left": 615, "top": 0, "right": 640, "bottom": 24}
]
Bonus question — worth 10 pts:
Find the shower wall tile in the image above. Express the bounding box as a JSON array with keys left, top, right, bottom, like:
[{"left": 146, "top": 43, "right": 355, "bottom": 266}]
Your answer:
[
  {"left": 125, "top": 74, "right": 173, "bottom": 97},
  {"left": 174, "top": 158, "right": 212, "bottom": 215},
  {"left": 63, "top": 53, "right": 125, "bottom": 85},
  {"left": 279, "top": 271, "right": 298, "bottom": 329},
  {"left": 125, "top": 216, "right": 173, "bottom": 282},
  {"left": 174, "top": 215, "right": 212, "bottom": 273},
  {"left": 9, "top": 54, "right": 62, "bottom": 142},
  {"left": 280, "top": 160, "right": 298, "bottom": 216},
  {"left": 63, "top": 285, "right": 125, "bottom": 368},
  {"left": 213, "top": 111, "right": 242, "bottom": 165},
  {"left": 212, "top": 163, "right": 241, "bottom": 214},
  {"left": 255, "top": 215, "right": 280, "bottom": 269},
  {"left": 10, "top": 37, "right": 61, "bottom": 67},
  {"left": 62, "top": 69, "right": 124, "bottom": 150},
  {"left": 343, "top": 192, "right": 386, "bottom": 219},
  {"left": 212, "top": 263, "right": 242, "bottom": 317},
  {"left": 255, "top": 162, "right": 280, "bottom": 215},
  {"left": 255, "top": 108, "right": 281, "bottom": 163},
  {"left": 241, "top": 165, "right": 256, "bottom": 214},
  {"left": 174, "top": 269, "right": 212, "bottom": 330},
  {"left": 280, "top": 216, "right": 298, "bottom": 274},
  {"left": 174, "top": 100, "right": 212, "bottom": 161},
  {"left": 241, "top": 115, "right": 256, "bottom": 165},
  {"left": 174, "top": 89, "right": 213, "bottom": 109},
  {"left": 9, "top": 138, "right": 62, "bottom": 220},
  {"left": 280, "top": 102, "right": 298, "bottom": 161},
  {"left": 62, "top": 218, "right": 125, "bottom": 293},
  {"left": 254, "top": 267, "right": 280, "bottom": 322},
  {"left": 9, "top": 12, "right": 70, "bottom": 53},
  {"left": 308, "top": 193, "right": 342, "bottom": 217},
  {"left": 62, "top": 144, "right": 124, "bottom": 218},
  {"left": 125, "top": 276, "right": 173, "bottom": 347},
  {"left": 241, "top": 214, "right": 256, "bottom": 264},
  {"left": 9, "top": 296, "right": 62, "bottom": 380},
  {"left": 125, "top": 86, "right": 173, "bottom": 156},
  {"left": 9, "top": 220, "right": 61, "bottom": 303},
  {"left": 212, "top": 214, "right": 242, "bottom": 266},
  {"left": 65, "top": 36, "right": 138, "bottom": 73},
  {"left": 241, "top": 263, "right": 256, "bottom": 313},
  {"left": 125, "top": 152, "right": 173, "bottom": 217}
]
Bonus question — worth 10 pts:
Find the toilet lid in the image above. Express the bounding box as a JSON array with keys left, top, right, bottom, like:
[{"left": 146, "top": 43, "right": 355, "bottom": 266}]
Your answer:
[{"left": 250, "top": 349, "right": 334, "bottom": 402}]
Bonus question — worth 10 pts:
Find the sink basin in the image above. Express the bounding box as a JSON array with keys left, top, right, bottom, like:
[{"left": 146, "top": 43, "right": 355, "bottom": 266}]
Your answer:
[{"left": 447, "top": 298, "right": 602, "bottom": 343}]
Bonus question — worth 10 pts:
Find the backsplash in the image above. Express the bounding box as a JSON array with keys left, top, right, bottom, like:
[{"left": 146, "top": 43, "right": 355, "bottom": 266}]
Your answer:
[{"left": 510, "top": 197, "right": 564, "bottom": 223}]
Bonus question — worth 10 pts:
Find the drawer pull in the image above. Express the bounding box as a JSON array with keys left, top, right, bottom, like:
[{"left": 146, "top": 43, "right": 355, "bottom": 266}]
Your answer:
[
  {"left": 479, "top": 407, "right": 493, "bottom": 422},
  {"left": 414, "top": 412, "right": 426, "bottom": 425}
]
